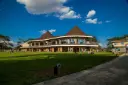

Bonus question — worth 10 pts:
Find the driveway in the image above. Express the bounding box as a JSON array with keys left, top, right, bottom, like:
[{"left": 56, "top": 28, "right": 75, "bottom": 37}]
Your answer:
[{"left": 34, "top": 54, "right": 128, "bottom": 85}]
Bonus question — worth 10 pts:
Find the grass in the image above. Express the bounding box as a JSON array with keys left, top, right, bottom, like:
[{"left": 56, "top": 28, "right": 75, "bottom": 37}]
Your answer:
[{"left": 0, "top": 52, "right": 117, "bottom": 85}]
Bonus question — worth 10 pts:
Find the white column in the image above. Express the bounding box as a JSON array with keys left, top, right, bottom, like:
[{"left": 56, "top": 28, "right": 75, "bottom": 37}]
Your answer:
[
  {"left": 59, "top": 39, "right": 61, "bottom": 44},
  {"left": 74, "top": 39, "right": 76, "bottom": 44},
  {"left": 39, "top": 49, "right": 41, "bottom": 52},
  {"left": 31, "top": 42, "right": 33, "bottom": 46},
  {"left": 68, "top": 47, "right": 70, "bottom": 52},
  {"left": 34, "top": 42, "right": 36, "bottom": 46},
  {"left": 56, "top": 41, "right": 58, "bottom": 44},
  {"left": 84, "top": 39, "right": 86, "bottom": 44},
  {"left": 39, "top": 42, "right": 41, "bottom": 46},
  {"left": 67, "top": 39, "right": 69, "bottom": 44},
  {"left": 46, "top": 41, "right": 48, "bottom": 45},
  {"left": 79, "top": 47, "right": 80, "bottom": 52}
]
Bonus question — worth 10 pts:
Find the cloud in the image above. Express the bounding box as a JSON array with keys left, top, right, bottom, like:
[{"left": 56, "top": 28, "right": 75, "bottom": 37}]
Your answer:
[
  {"left": 86, "top": 18, "right": 97, "bottom": 24},
  {"left": 49, "top": 29, "right": 56, "bottom": 34},
  {"left": 98, "top": 21, "right": 102, "bottom": 24},
  {"left": 85, "top": 18, "right": 103, "bottom": 24},
  {"left": 85, "top": 10, "right": 100, "bottom": 24},
  {"left": 39, "top": 29, "right": 56, "bottom": 34},
  {"left": 86, "top": 10, "right": 96, "bottom": 18},
  {"left": 85, "top": 10, "right": 104, "bottom": 24},
  {"left": 39, "top": 30, "right": 47, "bottom": 34},
  {"left": 105, "top": 20, "right": 111, "bottom": 23},
  {"left": 59, "top": 11, "right": 81, "bottom": 19},
  {"left": 17, "top": 0, "right": 80, "bottom": 19}
]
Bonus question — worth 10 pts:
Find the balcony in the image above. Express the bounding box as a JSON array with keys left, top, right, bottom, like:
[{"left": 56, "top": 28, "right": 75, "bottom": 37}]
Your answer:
[{"left": 28, "top": 41, "right": 98, "bottom": 48}]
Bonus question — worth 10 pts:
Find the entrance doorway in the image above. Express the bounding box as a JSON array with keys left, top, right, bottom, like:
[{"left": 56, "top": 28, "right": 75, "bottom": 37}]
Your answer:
[
  {"left": 86, "top": 47, "right": 90, "bottom": 51},
  {"left": 54, "top": 47, "right": 58, "bottom": 52},
  {"left": 62, "top": 47, "right": 68, "bottom": 52},
  {"left": 73, "top": 47, "right": 79, "bottom": 52}
]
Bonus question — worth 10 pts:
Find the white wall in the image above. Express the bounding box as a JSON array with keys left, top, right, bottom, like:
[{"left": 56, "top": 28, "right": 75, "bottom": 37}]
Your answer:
[{"left": 21, "top": 42, "right": 29, "bottom": 48}]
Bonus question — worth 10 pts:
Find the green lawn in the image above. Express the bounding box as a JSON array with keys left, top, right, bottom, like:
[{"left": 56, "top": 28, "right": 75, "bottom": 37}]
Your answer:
[{"left": 0, "top": 52, "right": 117, "bottom": 85}]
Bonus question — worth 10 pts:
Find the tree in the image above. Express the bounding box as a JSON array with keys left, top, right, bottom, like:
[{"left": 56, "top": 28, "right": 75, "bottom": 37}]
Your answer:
[
  {"left": 86, "top": 36, "right": 98, "bottom": 42},
  {"left": 91, "top": 36, "right": 98, "bottom": 42},
  {"left": 0, "top": 34, "right": 13, "bottom": 51},
  {"left": 15, "top": 38, "right": 35, "bottom": 51},
  {"left": 108, "top": 35, "right": 128, "bottom": 41},
  {"left": 17, "top": 38, "right": 35, "bottom": 45},
  {"left": 106, "top": 41, "right": 114, "bottom": 51}
]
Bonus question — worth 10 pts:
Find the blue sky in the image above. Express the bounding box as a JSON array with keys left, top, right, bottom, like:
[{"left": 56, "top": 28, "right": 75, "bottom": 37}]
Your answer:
[{"left": 0, "top": 0, "right": 128, "bottom": 47}]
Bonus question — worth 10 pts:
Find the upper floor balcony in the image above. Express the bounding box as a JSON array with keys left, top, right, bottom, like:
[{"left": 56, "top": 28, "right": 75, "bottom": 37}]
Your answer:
[{"left": 28, "top": 38, "right": 99, "bottom": 48}]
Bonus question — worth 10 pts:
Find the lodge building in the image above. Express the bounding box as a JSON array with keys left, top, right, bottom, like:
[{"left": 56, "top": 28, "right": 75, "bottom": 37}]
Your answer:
[
  {"left": 111, "top": 38, "right": 128, "bottom": 53},
  {"left": 20, "top": 26, "right": 99, "bottom": 52}
]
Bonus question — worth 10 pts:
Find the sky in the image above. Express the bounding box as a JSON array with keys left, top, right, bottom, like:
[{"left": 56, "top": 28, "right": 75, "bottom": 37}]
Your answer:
[{"left": 0, "top": 0, "right": 128, "bottom": 47}]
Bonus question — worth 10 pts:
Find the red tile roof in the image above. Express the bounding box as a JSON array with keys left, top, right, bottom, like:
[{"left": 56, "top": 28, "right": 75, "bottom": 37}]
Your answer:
[
  {"left": 37, "top": 26, "right": 86, "bottom": 40},
  {"left": 39, "top": 31, "right": 53, "bottom": 39},
  {"left": 66, "top": 26, "right": 86, "bottom": 36}
]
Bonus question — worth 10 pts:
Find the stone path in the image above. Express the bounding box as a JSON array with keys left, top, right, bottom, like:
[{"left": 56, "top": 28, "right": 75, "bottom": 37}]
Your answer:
[{"left": 34, "top": 54, "right": 128, "bottom": 85}]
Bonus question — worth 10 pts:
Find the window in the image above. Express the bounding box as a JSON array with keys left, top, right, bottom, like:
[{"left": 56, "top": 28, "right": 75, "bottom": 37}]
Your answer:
[
  {"left": 78, "top": 39, "right": 84, "bottom": 44},
  {"left": 36, "top": 42, "right": 39, "bottom": 46},
  {"left": 70, "top": 39, "right": 75, "bottom": 44},
  {"left": 61, "top": 40, "right": 66, "bottom": 44},
  {"left": 113, "top": 43, "right": 116, "bottom": 45},
  {"left": 32, "top": 43, "right": 34, "bottom": 46},
  {"left": 121, "top": 42, "right": 124, "bottom": 45},
  {"left": 52, "top": 41, "right": 56, "bottom": 45},
  {"left": 40, "top": 42, "right": 44, "bottom": 46},
  {"left": 116, "top": 48, "right": 120, "bottom": 51}
]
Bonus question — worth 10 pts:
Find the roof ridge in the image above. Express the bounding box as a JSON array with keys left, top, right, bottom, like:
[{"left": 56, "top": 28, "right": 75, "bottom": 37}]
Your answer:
[
  {"left": 66, "top": 26, "right": 86, "bottom": 36},
  {"left": 39, "top": 31, "right": 53, "bottom": 39}
]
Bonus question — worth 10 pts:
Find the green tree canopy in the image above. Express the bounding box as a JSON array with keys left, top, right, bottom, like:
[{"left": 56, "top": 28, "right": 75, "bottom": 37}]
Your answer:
[
  {"left": 0, "top": 34, "right": 13, "bottom": 51},
  {"left": 108, "top": 35, "right": 128, "bottom": 41}
]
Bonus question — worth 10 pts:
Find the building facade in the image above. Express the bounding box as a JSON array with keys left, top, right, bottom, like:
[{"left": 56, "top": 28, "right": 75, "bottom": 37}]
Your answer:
[
  {"left": 20, "top": 26, "right": 99, "bottom": 52},
  {"left": 111, "top": 38, "right": 128, "bottom": 53}
]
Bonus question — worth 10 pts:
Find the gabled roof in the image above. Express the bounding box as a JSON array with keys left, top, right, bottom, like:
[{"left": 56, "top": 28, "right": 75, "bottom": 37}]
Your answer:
[
  {"left": 39, "top": 31, "right": 53, "bottom": 39},
  {"left": 66, "top": 26, "right": 86, "bottom": 36}
]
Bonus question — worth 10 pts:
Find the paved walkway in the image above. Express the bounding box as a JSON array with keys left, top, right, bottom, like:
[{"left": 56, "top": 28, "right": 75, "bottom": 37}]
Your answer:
[{"left": 34, "top": 54, "right": 128, "bottom": 85}]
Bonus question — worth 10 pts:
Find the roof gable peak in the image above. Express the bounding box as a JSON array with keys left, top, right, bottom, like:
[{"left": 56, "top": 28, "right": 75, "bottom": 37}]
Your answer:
[
  {"left": 66, "top": 26, "right": 86, "bottom": 36},
  {"left": 39, "top": 31, "right": 53, "bottom": 39}
]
